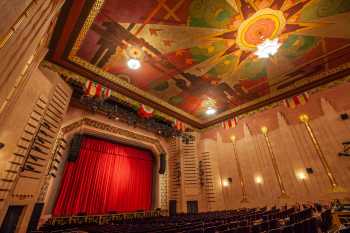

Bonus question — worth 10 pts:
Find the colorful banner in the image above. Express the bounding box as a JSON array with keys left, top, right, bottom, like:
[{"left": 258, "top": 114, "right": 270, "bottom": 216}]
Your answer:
[
  {"left": 84, "top": 80, "right": 111, "bottom": 98},
  {"left": 138, "top": 104, "right": 154, "bottom": 118},
  {"left": 283, "top": 92, "right": 309, "bottom": 109},
  {"left": 174, "top": 119, "right": 185, "bottom": 131},
  {"left": 222, "top": 117, "right": 237, "bottom": 129}
]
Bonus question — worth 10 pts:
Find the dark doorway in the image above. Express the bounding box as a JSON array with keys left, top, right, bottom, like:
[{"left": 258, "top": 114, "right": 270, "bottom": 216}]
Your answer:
[
  {"left": 187, "top": 201, "right": 198, "bottom": 214},
  {"left": 0, "top": 205, "right": 25, "bottom": 233},
  {"left": 169, "top": 200, "right": 177, "bottom": 216},
  {"left": 26, "top": 203, "right": 44, "bottom": 233}
]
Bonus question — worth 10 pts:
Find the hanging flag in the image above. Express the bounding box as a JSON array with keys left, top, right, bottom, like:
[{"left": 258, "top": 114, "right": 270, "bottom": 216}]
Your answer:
[
  {"left": 283, "top": 92, "right": 309, "bottom": 109},
  {"left": 138, "top": 104, "right": 154, "bottom": 118},
  {"left": 101, "top": 86, "right": 111, "bottom": 98},
  {"left": 84, "top": 80, "right": 111, "bottom": 98},
  {"left": 222, "top": 117, "right": 237, "bottom": 129},
  {"left": 174, "top": 119, "right": 185, "bottom": 132}
]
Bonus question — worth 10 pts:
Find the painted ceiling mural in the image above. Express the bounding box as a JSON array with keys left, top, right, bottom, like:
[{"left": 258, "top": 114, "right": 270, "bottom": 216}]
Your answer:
[{"left": 49, "top": 0, "right": 350, "bottom": 127}]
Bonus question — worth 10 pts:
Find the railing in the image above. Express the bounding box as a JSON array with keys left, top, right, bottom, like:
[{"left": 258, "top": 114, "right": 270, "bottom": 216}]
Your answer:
[
  {"left": 47, "top": 210, "right": 162, "bottom": 226},
  {"left": 31, "top": 228, "right": 82, "bottom": 233},
  {"left": 333, "top": 211, "right": 350, "bottom": 228}
]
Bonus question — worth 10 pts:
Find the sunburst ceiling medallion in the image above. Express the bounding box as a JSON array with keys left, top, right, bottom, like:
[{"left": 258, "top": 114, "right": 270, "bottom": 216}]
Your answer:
[{"left": 236, "top": 8, "right": 286, "bottom": 51}]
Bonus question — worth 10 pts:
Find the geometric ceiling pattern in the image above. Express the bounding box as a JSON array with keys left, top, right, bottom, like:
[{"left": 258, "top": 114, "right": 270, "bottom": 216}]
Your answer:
[{"left": 48, "top": 0, "right": 350, "bottom": 128}]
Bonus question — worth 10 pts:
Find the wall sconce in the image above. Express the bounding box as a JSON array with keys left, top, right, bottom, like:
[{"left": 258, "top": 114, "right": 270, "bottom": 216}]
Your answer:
[
  {"left": 255, "top": 176, "right": 263, "bottom": 184},
  {"left": 296, "top": 171, "right": 307, "bottom": 180},
  {"left": 223, "top": 178, "right": 232, "bottom": 187},
  {"left": 0, "top": 143, "right": 4, "bottom": 149},
  {"left": 261, "top": 126, "right": 268, "bottom": 135},
  {"left": 296, "top": 170, "right": 310, "bottom": 194}
]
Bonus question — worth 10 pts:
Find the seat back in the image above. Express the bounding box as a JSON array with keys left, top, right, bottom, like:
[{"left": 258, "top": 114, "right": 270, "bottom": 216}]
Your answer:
[{"left": 282, "top": 224, "right": 295, "bottom": 233}]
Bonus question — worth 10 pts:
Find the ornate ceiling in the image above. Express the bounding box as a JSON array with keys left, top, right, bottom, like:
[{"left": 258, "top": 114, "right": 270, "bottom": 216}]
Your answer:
[{"left": 48, "top": 0, "right": 350, "bottom": 128}]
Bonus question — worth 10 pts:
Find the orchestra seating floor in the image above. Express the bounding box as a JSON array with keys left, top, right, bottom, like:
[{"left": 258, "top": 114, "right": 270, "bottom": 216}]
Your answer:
[{"left": 37, "top": 205, "right": 333, "bottom": 233}]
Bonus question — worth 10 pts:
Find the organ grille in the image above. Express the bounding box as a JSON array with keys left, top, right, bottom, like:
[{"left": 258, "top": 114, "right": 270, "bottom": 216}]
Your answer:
[
  {"left": 199, "top": 151, "right": 216, "bottom": 211},
  {"left": 0, "top": 82, "right": 71, "bottom": 203},
  {"left": 168, "top": 137, "right": 181, "bottom": 201},
  {"left": 20, "top": 84, "right": 70, "bottom": 179},
  {"left": 46, "top": 85, "right": 70, "bottom": 177},
  {"left": 159, "top": 169, "right": 168, "bottom": 211},
  {"left": 36, "top": 84, "right": 71, "bottom": 202},
  {"left": 181, "top": 133, "right": 199, "bottom": 190},
  {"left": 0, "top": 96, "right": 48, "bottom": 201}
]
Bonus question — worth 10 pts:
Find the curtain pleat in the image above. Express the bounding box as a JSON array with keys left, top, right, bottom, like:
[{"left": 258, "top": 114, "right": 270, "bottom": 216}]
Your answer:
[{"left": 52, "top": 137, "right": 153, "bottom": 216}]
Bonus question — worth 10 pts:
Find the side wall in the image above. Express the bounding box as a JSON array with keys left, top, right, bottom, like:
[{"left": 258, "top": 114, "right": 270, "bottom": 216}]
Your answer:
[
  {"left": 199, "top": 80, "right": 350, "bottom": 209},
  {"left": 0, "top": 1, "right": 65, "bottom": 232},
  {"left": 0, "top": 66, "right": 72, "bottom": 232}
]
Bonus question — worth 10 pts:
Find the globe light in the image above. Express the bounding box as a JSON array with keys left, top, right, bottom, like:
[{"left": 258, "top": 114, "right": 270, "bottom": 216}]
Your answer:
[
  {"left": 127, "top": 58, "right": 141, "bottom": 70},
  {"left": 255, "top": 176, "right": 263, "bottom": 184},
  {"left": 296, "top": 171, "right": 307, "bottom": 180},
  {"left": 222, "top": 179, "right": 230, "bottom": 187},
  {"left": 206, "top": 107, "right": 217, "bottom": 115},
  {"left": 254, "top": 38, "right": 281, "bottom": 58}
]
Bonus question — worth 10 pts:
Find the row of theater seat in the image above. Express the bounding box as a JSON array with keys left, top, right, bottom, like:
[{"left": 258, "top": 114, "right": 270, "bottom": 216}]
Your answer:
[{"left": 38, "top": 205, "right": 332, "bottom": 233}]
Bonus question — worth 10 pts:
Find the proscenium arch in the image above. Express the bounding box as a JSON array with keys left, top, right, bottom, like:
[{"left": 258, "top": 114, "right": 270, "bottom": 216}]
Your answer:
[{"left": 44, "top": 117, "right": 168, "bottom": 215}]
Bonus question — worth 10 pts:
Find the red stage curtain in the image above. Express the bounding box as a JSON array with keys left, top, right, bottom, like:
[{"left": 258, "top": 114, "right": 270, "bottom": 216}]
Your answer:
[{"left": 52, "top": 137, "right": 153, "bottom": 216}]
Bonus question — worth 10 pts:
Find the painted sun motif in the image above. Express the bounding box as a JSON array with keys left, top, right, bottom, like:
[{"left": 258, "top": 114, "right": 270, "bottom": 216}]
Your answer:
[
  {"left": 213, "top": 0, "right": 315, "bottom": 65},
  {"left": 236, "top": 8, "right": 286, "bottom": 51}
]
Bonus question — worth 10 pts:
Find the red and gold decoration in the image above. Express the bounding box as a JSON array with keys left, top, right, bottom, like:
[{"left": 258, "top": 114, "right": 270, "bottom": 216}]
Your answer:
[
  {"left": 222, "top": 117, "right": 238, "bottom": 129},
  {"left": 174, "top": 119, "right": 186, "bottom": 132},
  {"left": 84, "top": 80, "right": 111, "bottom": 98},
  {"left": 137, "top": 104, "right": 154, "bottom": 118},
  {"left": 283, "top": 92, "right": 309, "bottom": 108}
]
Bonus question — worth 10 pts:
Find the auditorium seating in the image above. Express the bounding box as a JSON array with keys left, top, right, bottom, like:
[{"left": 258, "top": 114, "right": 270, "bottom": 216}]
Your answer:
[{"left": 37, "top": 204, "right": 332, "bottom": 233}]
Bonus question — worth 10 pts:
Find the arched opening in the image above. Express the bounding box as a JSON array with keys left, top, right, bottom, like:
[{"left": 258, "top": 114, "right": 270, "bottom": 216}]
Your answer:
[{"left": 43, "top": 118, "right": 168, "bottom": 217}]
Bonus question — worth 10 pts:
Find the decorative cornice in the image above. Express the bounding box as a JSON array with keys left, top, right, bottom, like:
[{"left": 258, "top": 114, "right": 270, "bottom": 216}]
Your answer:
[
  {"left": 202, "top": 73, "right": 350, "bottom": 131},
  {"left": 207, "top": 63, "right": 350, "bottom": 124},
  {"left": 69, "top": 45, "right": 350, "bottom": 126},
  {"left": 68, "top": 55, "right": 202, "bottom": 123},
  {"left": 61, "top": 117, "right": 165, "bottom": 153},
  {"left": 41, "top": 61, "right": 178, "bottom": 123},
  {"left": 69, "top": 0, "right": 104, "bottom": 56},
  {"left": 46, "top": 59, "right": 350, "bottom": 132}
]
